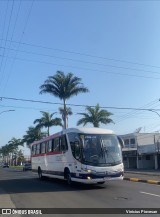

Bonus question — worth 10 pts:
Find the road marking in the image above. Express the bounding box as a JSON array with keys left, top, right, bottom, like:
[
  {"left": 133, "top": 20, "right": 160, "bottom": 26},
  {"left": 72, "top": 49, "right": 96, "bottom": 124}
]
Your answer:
[{"left": 140, "top": 191, "right": 160, "bottom": 198}]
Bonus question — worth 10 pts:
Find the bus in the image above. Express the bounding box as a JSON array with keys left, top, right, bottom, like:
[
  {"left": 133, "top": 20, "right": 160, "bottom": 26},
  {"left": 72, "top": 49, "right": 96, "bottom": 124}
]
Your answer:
[{"left": 31, "top": 127, "right": 124, "bottom": 184}]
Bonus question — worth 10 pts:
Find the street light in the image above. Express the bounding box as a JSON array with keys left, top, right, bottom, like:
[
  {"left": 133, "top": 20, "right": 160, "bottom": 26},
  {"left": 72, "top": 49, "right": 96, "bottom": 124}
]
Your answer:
[
  {"left": 0, "top": 109, "right": 15, "bottom": 115},
  {"left": 148, "top": 109, "right": 160, "bottom": 117}
]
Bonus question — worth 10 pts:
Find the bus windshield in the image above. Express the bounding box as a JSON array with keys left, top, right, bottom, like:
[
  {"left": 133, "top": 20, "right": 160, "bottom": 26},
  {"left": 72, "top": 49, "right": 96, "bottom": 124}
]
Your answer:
[{"left": 68, "top": 133, "right": 122, "bottom": 166}]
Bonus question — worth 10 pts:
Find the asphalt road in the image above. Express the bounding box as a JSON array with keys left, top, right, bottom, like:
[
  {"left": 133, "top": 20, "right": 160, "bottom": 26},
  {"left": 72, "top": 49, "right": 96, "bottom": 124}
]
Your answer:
[{"left": 0, "top": 168, "right": 160, "bottom": 217}]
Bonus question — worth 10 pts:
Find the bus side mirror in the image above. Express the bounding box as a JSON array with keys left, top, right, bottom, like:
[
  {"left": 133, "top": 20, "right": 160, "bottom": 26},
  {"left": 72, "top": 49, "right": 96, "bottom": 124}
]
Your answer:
[{"left": 117, "top": 136, "right": 124, "bottom": 148}]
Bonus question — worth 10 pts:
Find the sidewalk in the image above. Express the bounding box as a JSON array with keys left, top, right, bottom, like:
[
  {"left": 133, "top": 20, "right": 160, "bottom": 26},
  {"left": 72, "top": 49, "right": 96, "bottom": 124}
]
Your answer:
[
  {"left": 124, "top": 169, "right": 160, "bottom": 185},
  {"left": 0, "top": 188, "right": 20, "bottom": 217}
]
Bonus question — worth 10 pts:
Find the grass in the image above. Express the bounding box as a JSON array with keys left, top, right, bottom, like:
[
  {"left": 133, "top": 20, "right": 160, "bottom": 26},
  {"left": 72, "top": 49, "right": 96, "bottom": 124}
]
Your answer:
[{"left": 10, "top": 165, "right": 23, "bottom": 169}]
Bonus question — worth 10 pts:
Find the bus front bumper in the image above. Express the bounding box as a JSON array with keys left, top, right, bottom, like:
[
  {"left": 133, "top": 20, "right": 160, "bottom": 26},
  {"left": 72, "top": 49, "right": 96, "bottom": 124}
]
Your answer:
[{"left": 72, "top": 175, "right": 123, "bottom": 184}]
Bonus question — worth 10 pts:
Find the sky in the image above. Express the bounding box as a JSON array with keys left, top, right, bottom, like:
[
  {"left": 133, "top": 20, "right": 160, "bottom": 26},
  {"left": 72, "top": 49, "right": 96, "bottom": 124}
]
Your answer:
[{"left": 1, "top": 0, "right": 160, "bottom": 155}]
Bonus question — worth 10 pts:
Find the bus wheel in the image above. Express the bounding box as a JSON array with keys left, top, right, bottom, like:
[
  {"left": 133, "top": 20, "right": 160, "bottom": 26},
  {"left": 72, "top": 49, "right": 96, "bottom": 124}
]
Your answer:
[
  {"left": 38, "top": 168, "right": 43, "bottom": 180},
  {"left": 66, "top": 172, "right": 72, "bottom": 185}
]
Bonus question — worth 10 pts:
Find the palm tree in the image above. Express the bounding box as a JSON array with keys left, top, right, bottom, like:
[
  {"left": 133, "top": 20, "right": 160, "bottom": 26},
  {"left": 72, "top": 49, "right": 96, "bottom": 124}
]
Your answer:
[
  {"left": 77, "top": 103, "right": 114, "bottom": 128},
  {"left": 17, "top": 150, "right": 25, "bottom": 165},
  {"left": 33, "top": 111, "right": 62, "bottom": 136},
  {"left": 0, "top": 145, "right": 10, "bottom": 164},
  {"left": 39, "top": 71, "right": 89, "bottom": 129},
  {"left": 23, "top": 126, "right": 46, "bottom": 148},
  {"left": 8, "top": 137, "right": 23, "bottom": 165},
  {"left": 59, "top": 107, "right": 73, "bottom": 129}
]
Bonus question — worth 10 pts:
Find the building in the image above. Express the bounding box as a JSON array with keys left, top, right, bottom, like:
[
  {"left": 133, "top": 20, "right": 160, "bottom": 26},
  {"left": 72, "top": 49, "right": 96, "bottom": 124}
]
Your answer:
[{"left": 120, "top": 133, "right": 160, "bottom": 170}]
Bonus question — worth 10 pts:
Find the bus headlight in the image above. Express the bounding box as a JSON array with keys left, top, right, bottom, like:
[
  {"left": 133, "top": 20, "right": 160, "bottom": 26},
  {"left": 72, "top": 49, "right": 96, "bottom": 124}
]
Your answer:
[
  {"left": 87, "top": 176, "right": 92, "bottom": 180},
  {"left": 83, "top": 169, "right": 96, "bottom": 173}
]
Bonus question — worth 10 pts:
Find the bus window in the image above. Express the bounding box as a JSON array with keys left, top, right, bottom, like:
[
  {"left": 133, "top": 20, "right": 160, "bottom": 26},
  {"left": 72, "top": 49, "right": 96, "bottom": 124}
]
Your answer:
[
  {"left": 60, "top": 135, "right": 68, "bottom": 152},
  {"left": 54, "top": 137, "right": 60, "bottom": 152},
  {"left": 68, "top": 133, "right": 82, "bottom": 160},
  {"left": 41, "top": 142, "right": 46, "bottom": 154},
  {"left": 36, "top": 144, "right": 40, "bottom": 155},
  {"left": 48, "top": 140, "right": 53, "bottom": 152},
  {"left": 32, "top": 145, "right": 36, "bottom": 155}
]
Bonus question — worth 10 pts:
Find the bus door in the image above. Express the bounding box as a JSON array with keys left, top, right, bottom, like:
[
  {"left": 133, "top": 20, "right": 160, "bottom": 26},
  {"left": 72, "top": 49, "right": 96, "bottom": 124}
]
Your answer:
[
  {"left": 68, "top": 133, "right": 82, "bottom": 176},
  {"left": 59, "top": 135, "right": 69, "bottom": 174}
]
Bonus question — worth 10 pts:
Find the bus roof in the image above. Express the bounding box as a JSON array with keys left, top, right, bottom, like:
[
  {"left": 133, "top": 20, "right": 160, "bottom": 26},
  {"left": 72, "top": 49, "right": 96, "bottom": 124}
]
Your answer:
[
  {"left": 30, "top": 127, "right": 115, "bottom": 147},
  {"left": 63, "top": 127, "right": 115, "bottom": 135}
]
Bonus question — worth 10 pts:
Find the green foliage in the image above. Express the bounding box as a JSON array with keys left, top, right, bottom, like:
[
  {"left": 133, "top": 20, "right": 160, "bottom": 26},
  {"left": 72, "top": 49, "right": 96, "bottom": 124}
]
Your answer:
[
  {"left": 77, "top": 103, "right": 114, "bottom": 128},
  {"left": 23, "top": 126, "right": 47, "bottom": 148},
  {"left": 33, "top": 111, "right": 62, "bottom": 136},
  {"left": 40, "top": 71, "right": 89, "bottom": 128}
]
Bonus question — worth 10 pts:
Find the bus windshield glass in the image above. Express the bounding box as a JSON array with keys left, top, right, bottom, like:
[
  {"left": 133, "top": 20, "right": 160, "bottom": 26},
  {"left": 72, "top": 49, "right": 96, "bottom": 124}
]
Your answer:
[{"left": 68, "top": 133, "right": 122, "bottom": 166}]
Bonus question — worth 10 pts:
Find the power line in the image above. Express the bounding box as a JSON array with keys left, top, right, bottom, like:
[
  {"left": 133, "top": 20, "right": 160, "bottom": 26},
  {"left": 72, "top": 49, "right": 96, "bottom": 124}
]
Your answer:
[
  {"left": 1, "top": 0, "right": 35, "bottom": 96},
  {"left": 0, "top": 1, "right": 10, "bottom": 76},
  {"left": 1, "top": 46, "right": 160, "bottom": 76},
  {"left": 1, "top": 54, "right": 160, "bottom": 80},
  {"left": 0, "top": 0, "right": 22, "bottom": 90},
  {"left": 0, "top": 104, "right": 58, "bottom": 112},
  {"left": 1, "top": 38, "right": 160, "bottom": 70},
  {"left": 1, "top": 96, "right": 160, "bottom": 112},
  {"left": 115, "top": 99, "right": 160, "bottom": 123}
]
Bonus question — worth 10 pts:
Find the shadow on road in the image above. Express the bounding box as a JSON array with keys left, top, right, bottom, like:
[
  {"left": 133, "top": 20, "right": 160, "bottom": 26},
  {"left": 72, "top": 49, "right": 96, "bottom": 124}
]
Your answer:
[{"left": 0, "top": 170, "right": 108, "bottom": 195}]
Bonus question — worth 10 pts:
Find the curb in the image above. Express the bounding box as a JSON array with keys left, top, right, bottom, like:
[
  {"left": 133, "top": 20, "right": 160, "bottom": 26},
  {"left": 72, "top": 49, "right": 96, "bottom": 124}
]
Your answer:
[
  {"left": 124, "top": 171, "right": 160, "bottom": 177},
  {"left": 124, "top": 177, "right": 160, "bottom": 185}
]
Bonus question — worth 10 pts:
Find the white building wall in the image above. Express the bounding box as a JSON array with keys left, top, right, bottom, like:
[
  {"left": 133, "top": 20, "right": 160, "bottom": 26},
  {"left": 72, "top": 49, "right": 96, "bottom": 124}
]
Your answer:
[
  {"left": 138, "top": 155, "right": 155, "bottom": 169},
  {"left": 121, "top": 132, "right": 160, "bottom": 169}
]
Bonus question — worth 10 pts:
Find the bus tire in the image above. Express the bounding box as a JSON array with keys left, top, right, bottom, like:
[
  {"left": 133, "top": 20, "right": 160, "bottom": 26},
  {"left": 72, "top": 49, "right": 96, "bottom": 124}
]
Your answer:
[
  {"left": 64, "top": 168, "right": 72, "bottom": 185},
  {"left": 38, "top": 167, "right": 43, "bottom": 180},
  {"left": 66, "top": 172, "right": 72, "bottom": 185}
]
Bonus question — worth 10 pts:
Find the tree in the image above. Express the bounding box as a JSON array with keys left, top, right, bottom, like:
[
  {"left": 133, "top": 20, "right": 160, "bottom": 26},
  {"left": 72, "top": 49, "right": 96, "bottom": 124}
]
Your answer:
[
  {"left": 59, "top": 107, "right": 73, "bottom": 129},
  {"left": 0, "top": 138, "right": 23, "bottom": 165},
  {"left": 33, "top": 111, "right": 62, "bottom": 136},
  {"left": 39, "top": 71, "right": 89, "bottom": 129},
  {"left": 77, "top": 103, "right": 114, "bottom": 128},
  {"left": 0, "top": 145, "right": 10, "bottom": 164},
  {"left": 17, "top": 150, "right": 25, "bottom": 165},
  {"left": 23, "top": 126, "right": 46, "bottom": 148},
  {"left": 8, "top": 137, "right": 23, "bottom": 165}
]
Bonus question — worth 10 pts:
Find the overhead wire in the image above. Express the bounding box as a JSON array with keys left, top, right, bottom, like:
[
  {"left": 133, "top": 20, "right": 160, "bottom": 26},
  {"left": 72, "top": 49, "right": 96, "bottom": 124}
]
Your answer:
[
  {"left": 0, "top": 54, "right": 160, "bottom": 81},
  {"left": 0, "top": 0, "right": 14, "bottom": 77},
  {"left": 1, "top": 96, "right": 160, "bottom": 112},
  {"left": 1, "top": 46, "right": 160, "bottom": 76},
  {"left": 0, "top": 0, "right": 22, "bottom": 90},
  {"left": 1, "top": 0, "right": 35, "bottom": 96},
  {"left": 0, "top": 0, "right": 9, "bottom": 76},
  {"left": 1, "top": 96, "right": 160, "bottom": 141},
  {"left": 1, "top": 38, "right": 160, "bottom": 70},
  {"left": 115, "top": 99, "right": 160, "bottom": 123}
]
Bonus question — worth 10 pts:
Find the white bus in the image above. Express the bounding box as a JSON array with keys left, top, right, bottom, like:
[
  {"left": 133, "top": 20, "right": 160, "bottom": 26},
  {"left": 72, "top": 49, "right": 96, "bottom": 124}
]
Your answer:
[{"left": 31, "top": 127, "right": 124, "bottom": 184}]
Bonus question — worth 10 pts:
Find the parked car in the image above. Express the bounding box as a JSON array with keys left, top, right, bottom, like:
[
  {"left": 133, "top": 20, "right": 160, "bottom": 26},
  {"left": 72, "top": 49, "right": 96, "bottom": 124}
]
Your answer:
[
  {"left": 2, "top": 163, "right": 9, "bottom": 168},
  {"left": 23, "top": 163, "right": 32, "bottom": 171}
]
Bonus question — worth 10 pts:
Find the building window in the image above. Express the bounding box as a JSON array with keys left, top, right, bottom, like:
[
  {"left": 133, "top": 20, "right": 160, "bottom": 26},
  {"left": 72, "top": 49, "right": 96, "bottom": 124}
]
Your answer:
[
  {"left": 130, "top": 138, "right": 136, "bottom": 148},
  {"left": 123, "top": 157, "right": 127, "bottom": 161},
  {"left": 146, "top": 155, "right": 150, "bottom": 160},
  {"left": 130, "top": 138, "right": 135, "bottom": 145},
  {"left": 124, "top": 139, "right": 129, "bottom": 147}
]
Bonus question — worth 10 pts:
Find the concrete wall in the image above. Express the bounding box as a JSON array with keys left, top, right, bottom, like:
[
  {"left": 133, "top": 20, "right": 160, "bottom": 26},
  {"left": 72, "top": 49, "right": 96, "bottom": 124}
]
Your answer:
[{"left": 138, "top": 155, "right": 155, "bottom": 169}]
